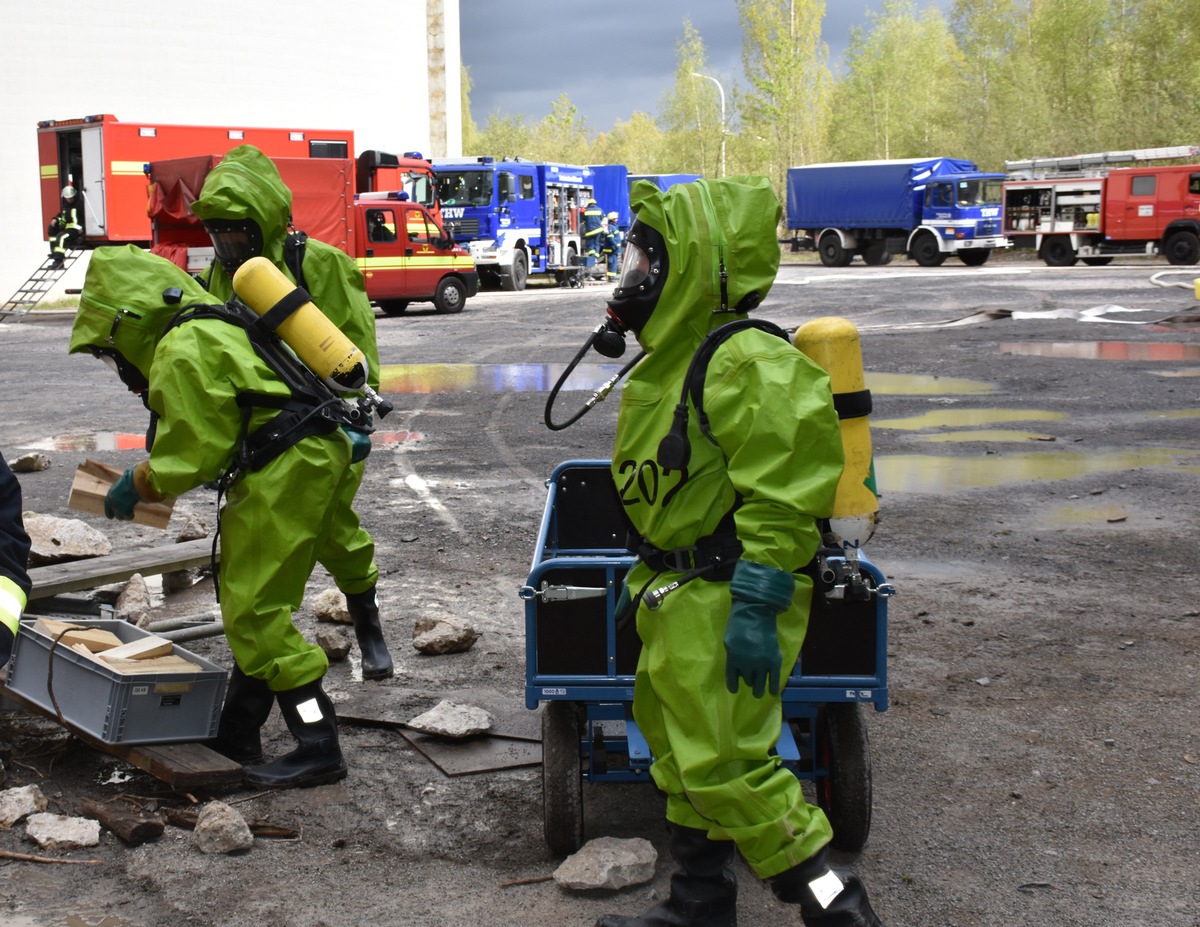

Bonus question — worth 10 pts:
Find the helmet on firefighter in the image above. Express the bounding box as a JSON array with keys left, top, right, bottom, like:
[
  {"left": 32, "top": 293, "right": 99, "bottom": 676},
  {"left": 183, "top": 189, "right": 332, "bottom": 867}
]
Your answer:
[
  {"left": 62, "top": 185, "right": 77, "bottom": 201},
  {"left": 607, "top": 211, "right": 618, "bottom": 222}
]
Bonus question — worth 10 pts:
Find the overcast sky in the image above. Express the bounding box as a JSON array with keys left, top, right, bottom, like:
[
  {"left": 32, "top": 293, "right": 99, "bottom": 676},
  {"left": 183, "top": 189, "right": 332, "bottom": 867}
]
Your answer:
[{"left": 461, "top": 0, "right": 953, "bottom": 133}]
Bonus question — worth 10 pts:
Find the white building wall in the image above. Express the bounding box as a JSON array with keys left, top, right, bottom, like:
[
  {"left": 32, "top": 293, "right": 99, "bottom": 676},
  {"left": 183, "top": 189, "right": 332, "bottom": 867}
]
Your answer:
[{"left": 0, "top": 0, "right": 461, "bottom": 300}]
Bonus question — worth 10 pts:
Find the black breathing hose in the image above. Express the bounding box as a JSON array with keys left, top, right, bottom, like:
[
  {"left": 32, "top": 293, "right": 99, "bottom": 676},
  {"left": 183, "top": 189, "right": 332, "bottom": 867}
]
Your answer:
[{"left": 544, "top": 324, "right": 644, "bottom": 431}]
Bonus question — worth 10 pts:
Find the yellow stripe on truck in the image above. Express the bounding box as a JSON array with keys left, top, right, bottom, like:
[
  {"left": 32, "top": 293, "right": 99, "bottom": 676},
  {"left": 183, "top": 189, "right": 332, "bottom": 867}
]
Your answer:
[{"left": 111, "top": 161, "right": 149, "bottom": 176}]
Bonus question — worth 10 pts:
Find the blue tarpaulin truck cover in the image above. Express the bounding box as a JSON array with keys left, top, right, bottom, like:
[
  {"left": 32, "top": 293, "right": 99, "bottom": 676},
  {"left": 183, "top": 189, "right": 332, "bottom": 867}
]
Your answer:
[{"left": 786, "top": 157, "right": 979, "bottom": 230}]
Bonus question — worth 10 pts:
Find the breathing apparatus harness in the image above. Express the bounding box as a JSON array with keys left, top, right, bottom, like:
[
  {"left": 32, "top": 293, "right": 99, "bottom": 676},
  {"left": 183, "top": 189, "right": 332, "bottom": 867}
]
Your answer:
[{"left": 159, "top": 287, "right": 384, "bottom": 599}]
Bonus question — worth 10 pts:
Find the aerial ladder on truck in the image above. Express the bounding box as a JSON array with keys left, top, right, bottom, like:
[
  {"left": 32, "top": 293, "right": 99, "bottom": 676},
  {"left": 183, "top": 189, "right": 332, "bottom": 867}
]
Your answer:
[
  {"left": 1, "top": 253, "right": 83, "bottom": 323},
  {"left": 1006, "top": 145, "right": 1200, "bottom": 178}
]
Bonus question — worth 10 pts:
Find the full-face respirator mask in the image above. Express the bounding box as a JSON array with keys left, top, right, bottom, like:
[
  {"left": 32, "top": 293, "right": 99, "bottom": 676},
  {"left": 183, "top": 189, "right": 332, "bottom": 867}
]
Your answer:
[{"left": 202, "top": 217, "right": 265, "bottom": 276}]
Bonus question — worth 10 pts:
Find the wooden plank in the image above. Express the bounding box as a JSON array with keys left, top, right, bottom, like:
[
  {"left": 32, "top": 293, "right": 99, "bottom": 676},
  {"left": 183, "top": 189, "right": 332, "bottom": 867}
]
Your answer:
[
  {"left": 98, "top": 636, "right": 175, "bottom": 662},
  {"left": 0, "top": 682, "right": 243, "bottom": 790},
  {"left": 27, "top": 537, "right": 218, "bottom": 601},
  {"left": 68, "top": 459, "right": 174, "bottom": 529}
]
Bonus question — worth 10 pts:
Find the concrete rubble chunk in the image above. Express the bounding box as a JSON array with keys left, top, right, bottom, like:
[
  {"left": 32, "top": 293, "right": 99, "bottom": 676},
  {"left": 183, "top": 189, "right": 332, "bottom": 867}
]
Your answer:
[
  {"left": 192, "top": 800, "right": 254, "bottom": 855},
  {"left": 553, "top": 836, "right": 658, "bottom": 891},
  {"left": 317, "top": 627, "right": 351, "bottom": 661},
  {"left": 115, "top": 572, "right": 154, "bottom": 628},
  {"left": 22, "top": 513, "right": 112, "bottom": 566},
  {"left": 412, "top": 615, "right": 480, "bottom": 655},
  {"left": 313, "top": 588, "right": 351, "bottom": 624},
  {"left": 406, "top": 699, "right": 493, "bottom": 738},
  {"left": 8, "top": 453, "right": 51, "bottom": 473},
  {"left": 175, "top": 514, "right": 209, "bottom": 542},
  {"left": 0, "top": 784, "right": 49, "bottom": 828},
  {"left": 25, "top": 812, "right": 102, "bottom": 849}
]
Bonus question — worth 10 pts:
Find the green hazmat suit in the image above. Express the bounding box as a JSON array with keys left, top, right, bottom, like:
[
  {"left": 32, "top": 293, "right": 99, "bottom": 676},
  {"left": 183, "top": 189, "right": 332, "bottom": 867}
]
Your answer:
[
  {"left": 69, "top": 245, "right": 359, "bottom": 691},
  {"left": 189, "top": 145, "right": 381, "bottom": 618},
  {"left": 610, "top": 177, "right": 846, "bottom": 879}
]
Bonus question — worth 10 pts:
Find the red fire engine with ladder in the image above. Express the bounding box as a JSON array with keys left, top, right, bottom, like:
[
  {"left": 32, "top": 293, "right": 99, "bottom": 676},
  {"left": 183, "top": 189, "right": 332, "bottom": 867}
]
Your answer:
[{"left": 1002, "top": 145, "right": 1200, "bottom": 266}]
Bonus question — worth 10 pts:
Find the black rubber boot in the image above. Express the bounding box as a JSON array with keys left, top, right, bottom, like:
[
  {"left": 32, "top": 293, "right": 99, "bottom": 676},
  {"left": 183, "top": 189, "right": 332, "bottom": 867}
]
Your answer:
[
  {"left": 595, "top": 823, "right": 737, "bottom": 927},
  {"left": 768, "top": 848, "right": 884, "bottom": 927},
  {"left": 243, "top": 679, "right": 348, "bottom": 789},
  {"left": 211, "top": 665, "right": 275, "bottom": 764},
  {"left": 344, "top": 586, "right": 394, "bottom": 680}
]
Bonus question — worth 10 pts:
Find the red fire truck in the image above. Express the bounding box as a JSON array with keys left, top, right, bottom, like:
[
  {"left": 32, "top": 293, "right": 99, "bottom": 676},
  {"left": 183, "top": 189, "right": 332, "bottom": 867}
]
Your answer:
[
  {"left": 37, "top": 114, "right": 354, "bottom": 246},
  {"left": 148, "top": 154, "right": 476, "bottom": 315},
  {"left": 1003, "top": 146, "right": 1200, "bottom": 266}
]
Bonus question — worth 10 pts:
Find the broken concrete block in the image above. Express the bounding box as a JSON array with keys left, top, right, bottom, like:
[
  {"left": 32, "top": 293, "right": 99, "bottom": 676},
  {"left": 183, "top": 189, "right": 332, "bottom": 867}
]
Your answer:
[
  {"left": 22, "top": 513, "right": 112, "bottom": 565},
  {"left": 412, "top": 615, "right": 479, "bottom": 655},
  {"left": 114, "top": 572, "right": 154, "bottom": 628},
  {"left": 317, "top": 627, "right": 351, "bottom": 661},
  {"left": 25, "top": 812, "right": 102, "bottom": 849},
  {"left": 313, "top": 588, "right": 350, "bottom": 624},
  {"left": 8, "top": 453, "right": 51, "bottom": 473},
  {"left": 0, "top": 784, "right": 48, "bottom": 828},
  {"left": 175, "top": 514, "right": 209, "bottom": 542},
  {"left": 553, "top": 836, "right": 658, "bottom": 891},
  {"left": 406, "top": 699, "right": 492, "bottom": 739},
  {"left": 192, "top": 800, "right": 254, "bottom": 855}
]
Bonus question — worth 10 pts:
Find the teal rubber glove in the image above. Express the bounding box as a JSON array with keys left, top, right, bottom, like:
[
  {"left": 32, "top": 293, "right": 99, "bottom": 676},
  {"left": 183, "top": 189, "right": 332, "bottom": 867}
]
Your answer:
[
  {"left": 724, "top": 559, "right": 796, "bottom": 698},
  {"left": 104, "top": 467, "right": 142, "bottom": 520},
  {"left": 342, "top": 426, "right": 372, "bottom": 464}
]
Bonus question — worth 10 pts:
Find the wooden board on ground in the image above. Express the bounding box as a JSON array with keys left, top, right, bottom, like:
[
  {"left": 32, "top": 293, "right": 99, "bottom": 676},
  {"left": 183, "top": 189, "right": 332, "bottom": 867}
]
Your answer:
[
  {"left": 68, "top": 459, "right": 174, "bottom": 529},
  {"left": 27, "top": 537, "right": 218, "bottom": 601},
  {"left": 0, "top": 681, "right": 242, "bottom": 790}
]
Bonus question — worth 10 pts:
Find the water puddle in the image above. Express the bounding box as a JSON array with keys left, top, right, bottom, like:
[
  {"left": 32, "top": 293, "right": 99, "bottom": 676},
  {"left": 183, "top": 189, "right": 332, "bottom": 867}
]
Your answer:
[
  {"left": 865, "top": 372, "right": 995, "bottom": 395},
  {"left": 875, "top": 409, "right": 1065, "bottom": 430},
  {"left": 379, "top": 362, "right": 622, "bottom": 394},
  {"left": 910, "top": 429, "right": 1058, "bottom": 444},
  {"left": 24, "top": 433, "right": 147, "bottom": 452},
  {"left": 877, "top": 448, "right": 1199, "bottom": 493},
  {"left": 1000, "top": 341, "right": 1200, "bottom": 361}
]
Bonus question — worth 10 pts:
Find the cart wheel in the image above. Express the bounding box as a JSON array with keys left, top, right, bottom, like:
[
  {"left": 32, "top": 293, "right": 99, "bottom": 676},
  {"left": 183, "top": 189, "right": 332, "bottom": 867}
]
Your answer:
[
  {"left": 542, "top": 700, "right": 585, "bottom": 855},
  {"left": 814, "top": 703, "right": 872, "bottom": 852}
]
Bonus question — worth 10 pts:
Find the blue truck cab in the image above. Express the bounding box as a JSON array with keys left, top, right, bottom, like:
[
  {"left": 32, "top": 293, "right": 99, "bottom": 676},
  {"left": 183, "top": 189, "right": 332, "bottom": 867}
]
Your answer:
[
  {"left": 432, "top": 157, "right": 597, "bottom": 290},
  {"left": 786, "top": 157, "right": 1009, "bottom": 268}
]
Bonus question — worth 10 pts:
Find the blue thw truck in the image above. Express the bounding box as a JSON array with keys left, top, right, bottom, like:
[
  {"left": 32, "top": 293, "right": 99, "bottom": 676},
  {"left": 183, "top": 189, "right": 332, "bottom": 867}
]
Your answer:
[
  {"left": 786, "top": 157, "right": 1009, "bottom": 267},
  {"left": 433, "top": 157, "right": 605, "bottom": 290}
]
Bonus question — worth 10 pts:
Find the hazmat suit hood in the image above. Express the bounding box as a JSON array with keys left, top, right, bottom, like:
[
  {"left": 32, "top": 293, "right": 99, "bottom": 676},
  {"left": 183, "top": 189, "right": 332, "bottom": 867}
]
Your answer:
[
  {"left": 617, "top": 176, "right": 781, "bottom": 364},
  {"left": 189, "top": 144, "right": 293, "bottom": 269},
  {"left": 69, "top": 244, "right": 216, "bottom": 388}
]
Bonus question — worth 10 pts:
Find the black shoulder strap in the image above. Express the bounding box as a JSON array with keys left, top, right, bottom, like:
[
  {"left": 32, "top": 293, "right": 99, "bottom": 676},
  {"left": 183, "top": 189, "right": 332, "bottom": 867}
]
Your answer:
[
  {"left": 656, "top": 319, "right": 790, "bottom": 470},
  {"left": 284, "top": 231, "right": 309, "bottom": 291}
]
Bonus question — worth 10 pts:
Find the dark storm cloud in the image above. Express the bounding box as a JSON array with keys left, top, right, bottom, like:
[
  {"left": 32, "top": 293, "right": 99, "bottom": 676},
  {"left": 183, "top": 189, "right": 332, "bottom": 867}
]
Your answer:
[{"left": 460, "top": 1, "right": 951, "bottom": 133}]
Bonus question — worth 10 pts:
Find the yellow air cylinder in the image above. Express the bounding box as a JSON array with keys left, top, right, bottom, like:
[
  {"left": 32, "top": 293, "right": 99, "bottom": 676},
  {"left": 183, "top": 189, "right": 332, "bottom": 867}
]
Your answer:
[
  {"left": 232, "top": 256, "right": 368, "bottom": 393},
  {"left": 793, "top": 316, "right": 879, "bottom": 549}
]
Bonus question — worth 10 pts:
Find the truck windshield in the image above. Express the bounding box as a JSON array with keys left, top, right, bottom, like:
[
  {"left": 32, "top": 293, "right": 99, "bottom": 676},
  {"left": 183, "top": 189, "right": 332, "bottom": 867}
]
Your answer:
[
  {"left": 403, "top": 171, "right": 435, "bottom": 209},
  {"left": 435, "top": 171, "right": 492, "bottom": 207},
  {"left": 957, "top": 179, "right": 1003, "bottom": 207}
]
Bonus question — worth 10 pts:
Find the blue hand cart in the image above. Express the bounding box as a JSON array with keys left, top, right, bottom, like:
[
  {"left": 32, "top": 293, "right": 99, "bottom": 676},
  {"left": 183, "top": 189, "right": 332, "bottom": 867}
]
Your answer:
[{"left": 521, "top": 460, "right": 894, "bottom": 856}]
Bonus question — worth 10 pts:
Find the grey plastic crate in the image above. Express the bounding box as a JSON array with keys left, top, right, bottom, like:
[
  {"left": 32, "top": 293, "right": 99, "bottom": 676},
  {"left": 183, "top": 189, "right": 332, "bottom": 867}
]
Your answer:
[{"left": 6, "top": 619, "right": 227, "bottom": 745}]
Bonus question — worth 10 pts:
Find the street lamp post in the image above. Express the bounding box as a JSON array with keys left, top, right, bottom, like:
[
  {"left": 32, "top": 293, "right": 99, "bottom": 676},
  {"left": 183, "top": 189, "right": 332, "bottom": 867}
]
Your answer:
[{"left": 691, "top": 72, "right": 726, "bottom": 178}]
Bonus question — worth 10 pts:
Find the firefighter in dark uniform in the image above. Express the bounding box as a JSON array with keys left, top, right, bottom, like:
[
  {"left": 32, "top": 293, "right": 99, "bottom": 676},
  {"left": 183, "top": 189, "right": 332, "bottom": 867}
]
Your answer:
[
  {"left": 0, "top": 456, "right": 33, "bottom": 669},
  {"left": 582, "top": 197, "right": 606, "bottom": 273},
  {"left": 48, "top": 185, "right": 83, "bottom": 267}
]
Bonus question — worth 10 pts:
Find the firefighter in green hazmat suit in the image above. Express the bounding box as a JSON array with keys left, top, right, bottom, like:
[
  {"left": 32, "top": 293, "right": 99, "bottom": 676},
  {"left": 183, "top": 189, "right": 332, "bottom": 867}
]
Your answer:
[
  {"left": 592, "top": 178, "right": 886, "bottom": 927},
  {"left": 188, "top": 144, "right": 395, "bottom": 686},
  {"left": 68, "top": 245, "right": 356, "bottom": 790}
]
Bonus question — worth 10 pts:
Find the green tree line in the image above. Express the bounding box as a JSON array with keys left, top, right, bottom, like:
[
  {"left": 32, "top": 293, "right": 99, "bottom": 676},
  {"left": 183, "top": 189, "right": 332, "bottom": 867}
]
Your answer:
[{"left": 461, "top": 0, "right": 1200, "bottom": 204}]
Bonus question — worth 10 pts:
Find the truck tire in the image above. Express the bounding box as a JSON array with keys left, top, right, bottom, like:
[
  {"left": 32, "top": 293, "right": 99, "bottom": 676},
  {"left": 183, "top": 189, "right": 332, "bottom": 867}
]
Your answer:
[
  {"left": 433, "top": 277, "right": 466, "bottom": 314},
  {"left": 818, "top": 232, "right": 852, "bottom": 268},
  {"left": 861, "top": 241, "right": 892, "bottom": 266},
  {"left": 1164, "top": 230, "right": 1200, "bottom": 266},
  {"left": 501, "top": 249, "right": 529, "bottom": 291},
  {"left": 910, "top": 232, "right": 946, "bottom": 267},
  {"left": 957, "top": 248, "right": 990, "bottom": 266},
  {"left": 1039, "top": 236, "right": 1077, "bottom": 267},
  {"left": 377, "top": 300, "right": 408, "bottom": 316}
]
